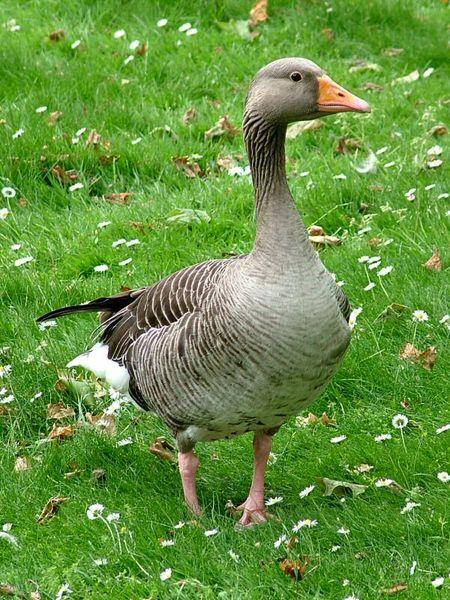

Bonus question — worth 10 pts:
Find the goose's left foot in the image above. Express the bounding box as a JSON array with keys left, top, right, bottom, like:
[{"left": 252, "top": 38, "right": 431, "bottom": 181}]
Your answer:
[
  {"left": 178, "top": 450, "right": 202, "bottom": 516},
  {"left": 236, "top": 431, "right": 272, "bottom": 528}
]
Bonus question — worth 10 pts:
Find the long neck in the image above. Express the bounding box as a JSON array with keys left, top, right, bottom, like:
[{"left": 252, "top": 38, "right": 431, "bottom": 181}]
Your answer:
[{"left": 243, "top": 109, "right": 315, "bottom": 264}]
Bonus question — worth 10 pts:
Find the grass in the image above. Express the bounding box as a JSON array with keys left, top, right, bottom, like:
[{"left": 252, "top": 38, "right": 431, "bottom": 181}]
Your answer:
[{"left": 0, "top": 0, "right": 449, "bottom": 598}]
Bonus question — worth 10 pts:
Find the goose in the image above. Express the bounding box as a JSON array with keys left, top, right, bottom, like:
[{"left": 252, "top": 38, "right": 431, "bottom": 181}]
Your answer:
[{"left": 38, "top": 58, "right": 370, "bottom": 526}]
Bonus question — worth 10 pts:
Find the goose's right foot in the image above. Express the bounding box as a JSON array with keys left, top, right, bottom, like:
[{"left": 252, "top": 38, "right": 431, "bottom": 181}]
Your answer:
[{"left": 178, "top": 450, "right": 202, "bottom": 515}]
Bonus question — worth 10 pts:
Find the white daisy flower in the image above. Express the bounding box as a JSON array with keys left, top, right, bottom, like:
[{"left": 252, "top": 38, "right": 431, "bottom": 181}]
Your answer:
[
  {"left": 292, "top": 518, "right": 318, "bottom": 532},
  {"left": 348, "top": 307, "right": 363, "bottom": 331},
  {"left": 337, "top": 526, "right": 350, "bottom": 535},
  {"left": 437, "top": 472, "right": 449, "bottom": 483},
  {"left": 392, "top": 414, "right": 408, "bottom": 429},
  {"left": 357, "top": 226, "right": 371, "bottom": 235},
  {"left": 384, "top": 161, "right": 396, "bottom": 168},
  {"left": 300, "top": 171, "right": 310, "bottom": 177},
  {"left": 330, "top": 545, "right": 341, "bottom": 552},
  {"left": 11, "top": 243, "right": 21, "bottom": 250},
  {"left": 431, "top": 576, "right": 444, "bottom": 588},
  {"left": 124, "top": 55, "right": 134, "bottom": 66},
  {"left": 126, "top": 239, "right": 140, "bottom": 247},
  {"left": 427, "top": 145, "right": 442, "bottom": 156},
  {"left": 93, "top": 558, "right": 108, "bottom": 566},
  {"left": 160, "top": 568, "right": 172, "bottom": 581},
  {"left": 178, "top": 23, "right": 191, "bottom": 33},
  {"left": 427, "top": 159, "right": 443, "bottom": 169},
  {"left": 186, "top": 28, "right": 198, "bottom": 36},
  {"left": 358, "top": 255, "right": 370, "bottom": 263},
  {"left": 69, "top": 182, "right": 84, "bottom": 192},
  {"left": 333, "top": 173, "right": 347, "bottom": 180},
  {"left": 71, "top": 40, "right": 81, "bottom": 49},
  {"left": 113, "top": 29, "right": 126, "bottom": 39},
  {"left": 14, "top": 256, "right": 34, "bottom": 267},
  {"left": 412, "top": 310, "right": 429, "bottom": 322},
  {"left": 374, "top": 433, "right": 392, "bottom": 442},
  {"left": 228, "top": 549, "right": 239, "bottom": 562},
  {"left": 97, "top": 221, "right": 112, "bottom": 228},
  {"left": 265, "top": 496, "right": 283, "bottom": 506},
  {"left": 424, "top": 184, "right": 436, "bottom": 191},
  {"left": 330, "top": 435, "right": 347, "bottom": 444},
  {"left": 131, "top": 137, "right": 142, "bottom": 145},
  {"left": 160, "top": 539, "right": 175, "bottom": 547},
  {"left": 204, "top": 529, "right": 219, "bottom": 537},
  {"left": 368, "top": 260, "right": 381, "bottom": 270},
  {"left": 0, "top": 394, "right": 14, "bottom": 404},
  {"left": 400, "top": 501, "right": 420, "bottom": 514},
  {"left": 423, "top": 67, "right": 434, "bottom": 78},
  {"left": 93, "top": 264, "right": 109, "bottom": 272},
  {"left": 436, "top": 424, "right": 450, "bottom": 434},
  {"left": 117, "top": 437, "right": 133, "bottom": 446},
  {"left": 112, "top": 238, "right": 126, "bottom": 248},
  {"left": 129, "top": 40, "right": 140, "bottom": 50},
  {"left": 375, "top": 478, "right": 394, "bottom": 488},
  {"left": 1, "top": 186, "right": 16, "bottom": 198},
  {"left": 364, "top": 282, "right": 376, "bottom": 291},
  {"left": 405, "top": 188, "right": 416, "bottom": 201},
  {"left": 377, "top": 265, "right": 393, "bottom": 276},
  {"left": 438, "top": 193, "right": 449, "bottom": 200},
  {"left": 409, "top": 560, "right": 417, "bottom": 575},
  {"left": 274, "top": 534, "right": 287, "bottom": 548},
  {"left": 55, "top": 584, "right": 72, "bottom": 600},
  {"left": 299, "top": 484, "right": 315, "bottom": 499},
  {"left": 12, "top": 128, "right": 25, "bottom": 139},
  {"left": 367, "top": 256, "right": 381, "bottom": 264},
  {"left": 0, "top": 208, "right": 10, "bottom": 219},
  {"left": 35, "top": 106, "right": 47, "bottom": 113},
  {"left": 173, "top": 521, "right": 185, "bottom": 529},
  {"left": 343, "top": 596, "right": 360, "bottom": 600},
  {"left": 157, "top": 18, "right": 168, "bottom": 27},
  {"left": 376, "top": 146, "right": 388, "bottom": 155},
  {"left": 38, "top": 320, "right": 57, "bottom": 331},
  {"left": 106, "top": 512, "right": 120, "bottom": 522},
  {"left": 87, "top": 503, "right": 105, "bottom": 520}
]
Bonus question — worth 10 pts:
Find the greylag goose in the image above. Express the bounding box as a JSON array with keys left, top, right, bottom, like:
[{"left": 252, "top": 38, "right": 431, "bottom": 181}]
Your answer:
[{"left": 38, "top": 58, "right": 370, "bottom": 526}]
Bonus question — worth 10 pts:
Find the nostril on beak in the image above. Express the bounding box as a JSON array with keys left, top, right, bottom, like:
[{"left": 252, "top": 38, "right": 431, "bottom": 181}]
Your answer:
[{"left": 337, "top": 92, "right": 345, "bottom": 98}]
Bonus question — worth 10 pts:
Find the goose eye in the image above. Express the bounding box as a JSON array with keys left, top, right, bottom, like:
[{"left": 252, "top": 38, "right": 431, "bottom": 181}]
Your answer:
[{"left": 290, "top": 72, "right": 303, "bottom": 82}]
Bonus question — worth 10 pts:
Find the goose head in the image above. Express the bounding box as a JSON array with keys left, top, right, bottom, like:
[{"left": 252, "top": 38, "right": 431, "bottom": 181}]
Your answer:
[{"left": 246, "top": 57, "right": 371, "bottom": 124}]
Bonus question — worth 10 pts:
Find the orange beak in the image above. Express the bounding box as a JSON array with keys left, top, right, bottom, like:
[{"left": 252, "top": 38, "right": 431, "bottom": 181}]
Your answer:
[{"left": 317, "top": 75, "right": 371, "bottom": 114}]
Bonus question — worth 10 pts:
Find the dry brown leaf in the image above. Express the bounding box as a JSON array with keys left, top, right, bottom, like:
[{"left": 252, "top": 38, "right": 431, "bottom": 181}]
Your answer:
[
  {"left": 320, "top": 412, "right": 336, "bottom": 426},
  {"left": 204, "top": 115, "right": 240, "bottom": 140},
  {"left": 280, "top": 557, "right": 308, "bottom": 581},
  {"left": 49, "top": 29, "right": 65, "bottom": 41},
  {"left": 321, "top": 27, "right": 333, "bottom": 40},
  {"left": 286, "top": 119, "right": 322, "bottom": 139},
  {"left": 86, "top": 412, "right": 116, "bottom": 436},
  {"left": 51, "top": 165, "right": 78, "bottom": 184},
  {"left": 48, "top": 111, "right": 63, "bottom": 125},
  {"left": 353, "top": 463, "right": 374, "bottom": 474},
  {"left": 99, "top": 154, "right": 120, "bottom": 165},
  {"left": 47, "top": 402, "right": 75, "bottom": 420},
  {"left": 136, "top": 41, "right": 148, "bottom": 56},
  {"left": 391, "top": 70, "right": 419, "bottom": 85},
  {"left": 399, "top": 343, "right": 437, "bottom": 370},
  {"left": 423, "top": 248, "right": 442, "bottom": 271},
  {"left": 368, "top": 236, "right": 382, "bottom": 247},
  {"left": 382, "top": 582, "right": 408, "bottom": 595},
  {"left": 286, "top": 535, "right": 298, "bottom": 550},
  {"left": 308, "top": 225, "right": 326, "bottom": 236},
  {"left": 335, "top": 137, "right": 363, "bottom": 154},
  {"left": 103, "top": 192, "right": 133, "bottom": 205},
  {"left": 361, "top": 82, "right": 384, "bottom": 92},
  {"left": 182, "top": 107, "right": 198, "bottom": 125},
  {"left": 173, "top": 155, "right": 203, "bottom": 178},
  {"left": 49, "top": 423, "right": 75, "bottom": 440},
  {"left": 309, "top": 235, "right": 342, "bottom": 246},
  {"left": 0, "top": 405, "right": 11, "bottom": 416},
  {"left": 217, "top": 155, "right": 236, "bottom": 171},
  {"left": 37, "top": 496, "right": 69, "bottom": 524},
  {"left": 428, "top": 124, "right": 448, "bottom": 137},
  {"left": 0, "top": 584, "right": 27, "bottom": 598},
  {"left": 149, "top": 437, "right": 177, "bottom": 461},
  {"left": 85, "top": 129, "right": 101, "bottom": 146},
  {"left": 14, "top": 456, "right": 30, "bottom": 472},
  {"left": 249, "top": 0, "right": 268, "bottom": 28},
  {"left": 383, "top": 47, "right": 404, "bottom": 57}
]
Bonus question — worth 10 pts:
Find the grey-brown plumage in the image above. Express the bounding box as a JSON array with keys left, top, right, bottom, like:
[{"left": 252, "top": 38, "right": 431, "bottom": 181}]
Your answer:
[{"left": 38, "top": 57, "right": 370, "bottom": 522}]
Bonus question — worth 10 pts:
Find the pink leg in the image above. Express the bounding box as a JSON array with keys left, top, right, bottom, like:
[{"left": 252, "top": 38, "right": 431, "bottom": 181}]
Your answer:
[
  {"left": 178, "top": 450, "right": 202, "bottom": 515},
  {"left": 237, "top": 431, "right": 272, "bottom": 527}
]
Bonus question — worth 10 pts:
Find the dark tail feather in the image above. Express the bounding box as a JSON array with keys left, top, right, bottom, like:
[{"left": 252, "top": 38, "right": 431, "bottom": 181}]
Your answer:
[{"left": 37, "top": 289, "right": 142, "bottom": 323}]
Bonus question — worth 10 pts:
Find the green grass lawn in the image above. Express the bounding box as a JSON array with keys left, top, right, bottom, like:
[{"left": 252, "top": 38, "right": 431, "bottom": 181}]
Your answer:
[{"left": 0, "top": 0, "right": 449, "bottom": 598}]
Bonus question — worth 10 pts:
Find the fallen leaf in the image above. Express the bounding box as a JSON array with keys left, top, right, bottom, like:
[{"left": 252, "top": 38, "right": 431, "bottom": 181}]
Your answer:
[
  {"left": 249, "top": 0, "right": 268, "bottom": 28},
  {"left": 336, "top": 137, "right": 362, "bottom": 154},
  {"left": 321, "top": 27, "right": 333, "bottom": 40},
  {"left": 47, "top": 402, "right": 75, "bottom": 420},
  {"left": 309, "top": 235, "right": 341, "bottom": 246},
  {"left": 317, "top": 477, "right": 367, "bottom": 497},
  {"left": 355, "top": 152, "right": 378, "bottom": 174},
  {"left": 85, "top": 129, "right": 101, "bottom": 146},
  {"left": 182, "top": 107, "right": 198, "bottom": 125},
  {"left": 399, "top": 343, "right": 437, "bottom": 371},
  {"left": 49, "top": 29, "right": 65, "bottom": 41},
  {"left": 99, "top": 154, "right": 120, "bottom": 165},
  {"left": 103, "top": 192, "right": 133, "bottom": 205},
  {"left": 349, "top": 60, "right": 382, "bottom": 73},
  {"left": 136, "top": 41, "right": 148, "bottom": 56},
  {"left": 400, "top": 399, "right": 411, "bottom": 410},
  {"left": 149, "top": 437, "right": 177, "bottom": 461},
  {"left": 218, "top": 19, "right": 259, "bottom": 42},
  {"left": 49, "top": 424, "right": 75, "bottom": 440},
  {"left": 204, "top": 115, "right": 240, "bottom": 140},
  {"left": 320, "top": 412, "right": 337, "bottom": 426},
  {"left": 286, "top": 119, "right": 322, "bottom": 139},
  {"left": 353, "top": 463, "right": 374, "bottom": 474},
  {"left": 47, "top": 111, "right": 63, "bottom": 125},
  {"left": 217, "top": 155, "right": 237, "bottom": 171},
  {"left": 51, "top": 166, "right": 78, "bottom": 184},
  {"left": 428, "top": 124, "right": 448, "bottom": 137},
  {"left": 361, "top": 82, "right": 384, "bottom": 92},
  {"left": 382, "top": 582, "right": 408, "bottom": 595},
  {"left": 368, "top": 236, "right": 382, "bottom": 247},
  {"left": 0, "top": 584, "right": 27, "bottom": 598},
  {"left": 172, "top": 156, "right": 204, "bottom": 178},
  {"left": 286, "top": 535, "right": 298, "bottom": 550},
  {"left": 37, "top": 496, "right": 69, "bottom": 524},
  {"left": 280, "top": 557, "right": 308, "bottom": 581},
  {"left": 308, "top": 225, "right": 326, "bottom": 236},
  {"left": 383, "top": 47, "right": 404, "bottom": 57},
  {"left": 0, "top": 406, "right": 11, "bottom": 416},
  {"left": 91, "top": 468, "right": 107, "bottom": 484},
  {"left": 86, "top": 412, "right": 116, "bottom": 436},
  {"left": 14, "top": 456, "right": 30, "bottom": 472},
  {"left": 391, "top": 70, "right": 419, "bottom": 85},
  {"left": 423, "top": 248, "right": 442, "bottom": 271}
]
